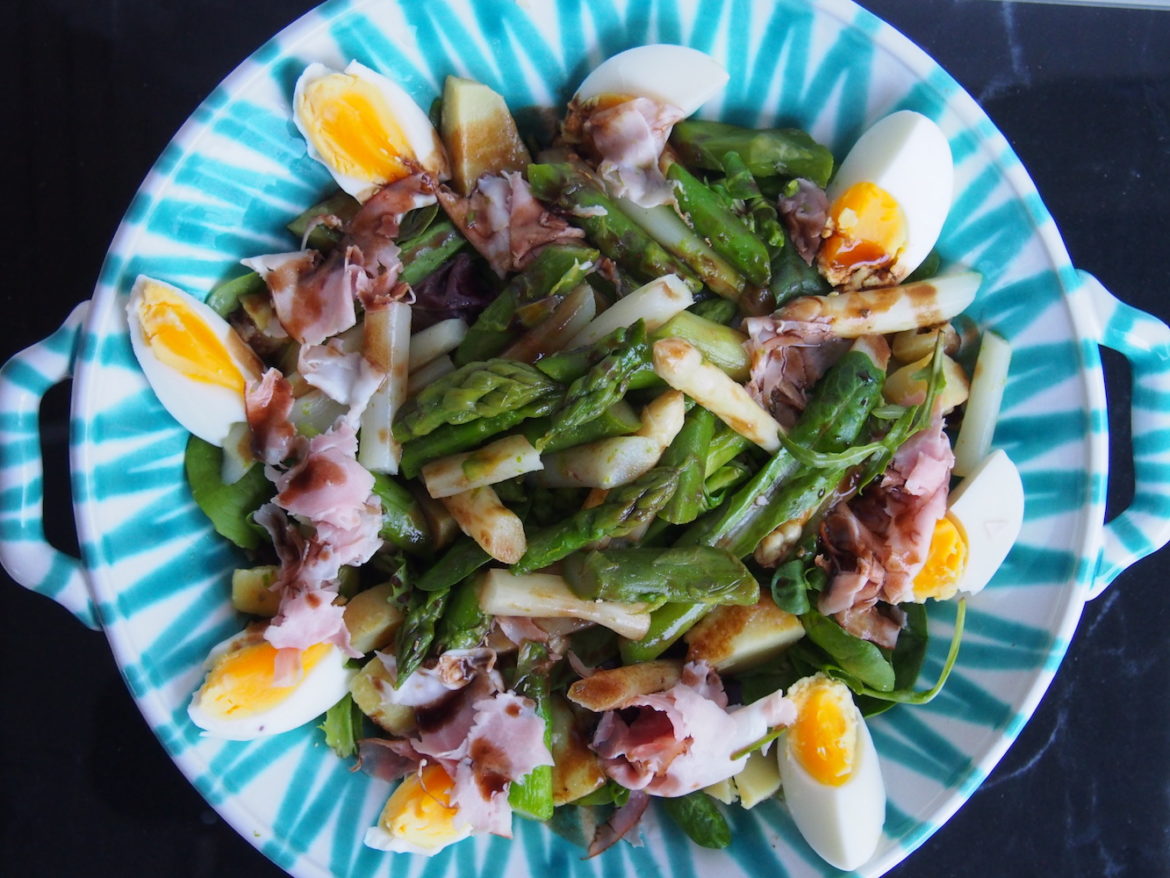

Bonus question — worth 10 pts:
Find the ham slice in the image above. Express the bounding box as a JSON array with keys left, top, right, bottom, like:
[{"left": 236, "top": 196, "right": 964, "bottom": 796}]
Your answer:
[
  {"left": 777, "top": 178, "right": 830, "bottom": 265},
  {"left": 590, "top": 661, "right": 795, "bottom": 797},
  {"left": 744, "top": 317, "right": 849, "bottom": 427},
  {"left": 438, "top": 171, "right": 584, "bottom": 277},
  {"left": 583, "top": 97, "right": 684, "bottom": 208},
  {"left": 817, "top": 418, "right": 955, "bottom": 646},
  {"left": 245, "top": 368, "right": 298, "bottom": 465}
]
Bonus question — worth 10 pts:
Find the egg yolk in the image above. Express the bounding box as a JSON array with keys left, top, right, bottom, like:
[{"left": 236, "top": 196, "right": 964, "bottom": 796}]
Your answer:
[
  {"left": 912, "top": 515, "right": 969, "bottom": 602},
  {"left": 788, "top": 677, "right": 858, "bottom": 787},
  {"left": 298, "top": 73, "right": 415, "bottom": 185},
  {"left": 818, "top": 182, "right": 908, "bottom": 285},
  {"left": 196, "top": 640, "right": 332, "bottom": 720},
  {"left": 379, "top": 763, "right": 462, "bottom": 848},
  {"left": 136, "top": 281, "right": 247, "bottom": 392}
]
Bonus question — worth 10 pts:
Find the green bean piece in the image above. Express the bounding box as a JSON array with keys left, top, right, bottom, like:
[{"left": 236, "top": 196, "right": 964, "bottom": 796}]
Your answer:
[
  {"left": 670, "top": 120, "right": 834, "bottom": 187},
  {"left": 666, "top": 162, "right": 772, "bottom": 286},
  {"left": 513, "top": 467, "right": 681, "bottom": 574}
]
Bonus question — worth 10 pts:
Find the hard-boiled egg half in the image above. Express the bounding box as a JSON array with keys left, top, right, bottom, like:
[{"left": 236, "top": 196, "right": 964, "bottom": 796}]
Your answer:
[
  {"left": 777, "top": 673, "right": 885, "bottom": 872},
  {"left": 819, "top": 110, "right": 953, "bottom": 290},
  {"left": 912, "top": 449, "right": 1024, "bottom": 602},
  {"left": 294, "top": 60, "right": 449, "bottom": 203},
  {"left": 188, "top": 627, "right": 354, "bottom": 740},
  {"left": 126, "top": 275, "right": 262, "bottom": 447},
  {"left": 364, "top": 762, "right": 471, "bottom": 856},
  {"left": 574, "top": 44, "right": 729, "bottom": 116}
]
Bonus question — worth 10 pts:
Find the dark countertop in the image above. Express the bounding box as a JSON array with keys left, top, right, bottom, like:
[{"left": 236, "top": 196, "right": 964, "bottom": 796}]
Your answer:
[{"left": 2, "top": 1, "right": 1168, "bottom": 876}]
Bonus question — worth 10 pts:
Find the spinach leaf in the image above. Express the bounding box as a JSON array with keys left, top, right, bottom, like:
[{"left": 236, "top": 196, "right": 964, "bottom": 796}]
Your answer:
[
  {"left": 662, "top": 792, "right": 731, "bottom": 849},
  {"left": 184, "top": 435, "right": 272, "bottom": 550}
]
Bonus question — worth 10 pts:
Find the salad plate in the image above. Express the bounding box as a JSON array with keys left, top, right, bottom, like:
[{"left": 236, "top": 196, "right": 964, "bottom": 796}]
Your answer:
[{"left": 2, "top": 1, "right": 1169, "bottom": 876}]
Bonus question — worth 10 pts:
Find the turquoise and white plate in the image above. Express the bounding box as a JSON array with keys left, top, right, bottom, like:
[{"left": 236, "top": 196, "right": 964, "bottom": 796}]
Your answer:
[{"left": 3, "top": 1, "right": 1169, "bottom": 876}]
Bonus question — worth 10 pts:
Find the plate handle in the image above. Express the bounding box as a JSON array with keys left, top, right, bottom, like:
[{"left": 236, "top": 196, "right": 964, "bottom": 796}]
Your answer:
[
  {"left": 0, "top": 303, "right": 98, "bottom": 629},
  {"left": 1077, "top": 271, "right": 1170, "bottom": 599}
]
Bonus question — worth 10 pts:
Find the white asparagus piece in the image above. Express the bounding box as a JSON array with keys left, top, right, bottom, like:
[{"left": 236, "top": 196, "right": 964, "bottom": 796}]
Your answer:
[
  {"left": 406, "top": 354, "right": 455, "bottom": 397},
  {"left": 220, "top": 421, "right": 255, "bottom": 484},
  {"left": 774, "top": 271, "right": 982, "bottom": 338},
  {"left": 540, "top": 390, "right": 686, "bottom": 488},
  {"left": 883, "top": 353, "right": 970, "bottom": 415},
  {"left": 566, "top": 660, "right": 683, "bottom": 711},
  {"left": 358, "top": 300, "right": 411, "bottom": 473},
  {"left": 501, "top": 284, "right": 597, "bottom": 361},
  {"left": 952, "top": 330, "right": 1012, "bottom": 477},
  {"left": 477, "top": 569, "right": 651, "bottom": 640},
  {"left": 653, "top": 337, "right": 783, "bottom": 452},
  {"left": 408, "top": 318, "right": 468, "bottom": 370},
  {"left": 422, "top": 434, "right": 544, "bottom": 499},
  {"left": 566, "top": 274, "right": 694, "bottom": 349},
  {"left": 440, "top": 486, "right": 527, "bottom": 564}
]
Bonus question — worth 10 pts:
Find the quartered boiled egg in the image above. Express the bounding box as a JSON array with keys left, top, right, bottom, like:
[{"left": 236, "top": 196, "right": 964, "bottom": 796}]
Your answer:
[
  {"left": 187, "top": 627, "right": 355, "bottom": 740},
  {"left": 574, "top": 44, "right": 729, "bottom": 116},
  {"left": 819, "top": 111, "right": 953, "bottom": 290},
  {"left": 777, "top": 673, "right": 885, "bottom": 872},
  {"left": 913, "top": 448, "right": 1024, "bottom": 601},
  {"left": 294, "top": 60, "right": 449, "bottom": 203},
  {"left": 126, "top": 275, "right": 262, "bottom": 447},
  {"left": 364, "top": 762, "right": 471, "bottom": 856}
]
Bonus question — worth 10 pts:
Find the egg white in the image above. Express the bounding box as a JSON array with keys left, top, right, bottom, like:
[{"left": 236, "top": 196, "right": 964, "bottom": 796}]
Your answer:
[
  {"left": 125, "top": 275, "right": 261, "bottom": 447},
  {"left": 187, "top": 629, "right": 355, "bottom": 740},
  {"left": 574, "top": 44, "right": 728, "bottom": 116},
  {"left": 293, "top": 60, "right": 448, "bottom": 202},
  {"left": 777, "top": 699, "right": 886, "bottom": 872},
  {"left": 946, "top": 448, "right": 1024, "bottom": 597},
  {"left": 827, "top": 110, "right": 953, "bottom": 281}
]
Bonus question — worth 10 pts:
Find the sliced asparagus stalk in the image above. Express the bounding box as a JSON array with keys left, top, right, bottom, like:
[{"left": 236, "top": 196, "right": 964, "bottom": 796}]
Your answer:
[
  {"left": 421, "top": 434, "right": 544, "bottom": 499},
  {"left": 476, "top": 569, "right": 651, "bottom": 640},
  {"left": 408, "top": 318, "right": 468, "bottom": 371},
  {"left": 567, "top": 274, "right": 694, "bottom": 350},
  {"left": 440, "top": 485, "right": 527, "bottom": 564},
  {"left": 358, "top": 299, "right": 411, "bottom": 473}
]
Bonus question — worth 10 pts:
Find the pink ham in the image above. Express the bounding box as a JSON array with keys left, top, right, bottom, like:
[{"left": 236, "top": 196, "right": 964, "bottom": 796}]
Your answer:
[
  {"left": 584, "top": 97, "right": 684, "bottom": 208},
  {"left": 743, "top": 317, "right": 849, "bottom": 427},
  {"left": 438, "top": 171, "right": 584, "bottom": 277},
  {"left": 590, "top": 661, "right": 795, "bottom": 797},
  {"left": 245, "top": 368, "right": 298, "bottom": 465},
  {"left": 817, "top": 418, "right": 955, "bottom": 646}
]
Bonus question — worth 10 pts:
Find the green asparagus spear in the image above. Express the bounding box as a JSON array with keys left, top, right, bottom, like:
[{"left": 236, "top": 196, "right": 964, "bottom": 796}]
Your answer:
[
  {"left": 703, "top": 460, "right": 753, "bottom": 509},
  {"left": 394, "top": 587, "right": 450, "bottom": 685},
  {"left": 513, "top": 466, "right": 681, "bottom": 574},
  {"left": 370, "top": 473, "right": 432, "bottom": 555},
  {"left": 435, "top": 578, "right": 492, "bottom": 651},
  {"left": 453, "top": 243, "right": 599, "bottom": 366},
  {"left": 536, "top": 322, "right": 651, "bottom": 450},
  {"left": 534, "top": 321, "right": 659, "bottom": 388},
  {"left": 562, "top": 547, "right": 759, "bottom": 605},
  {"left": 286, "top": 191, "right": 362, "bottom": 250},
  {"left": 619, "top": 601, "right": 709, "bottom": 663},
  {"left": 705, "top": 422, "right": 754, "bottom": 477},
  {"left": 670, "top": 120, "right": 834, "bottom": 187},
  {"left": 657, "top": 407, "right": 715, "bottom": 525},
  {"left": 688, "top": 296, "right": 739, "bottom": 325},
  {"left": 666, "top": 162, "right": 772, "bottom": 286},
  {"left": 415, "top": 536, "right": 491, "bottom": 593},
  {"left": 205, "top": 271, "right": 267, "bottom": 318},
  {"left": 526, "top": 163, "right": 702, "bottom": 290},
  {"left": 521, "top": 399, "right": 641, "bottom": 453},
  {"left": 650, "top": 311, "right": 750, "bottom": 382},
  {"left": 507, "top": 642, "right": 554, "bottom": 820},
  {"left": 678, "top": 348, "right": 884, "bottom": 557},
  {"left": 721, "top": 150, "right": 786, "bottom": 254},
  {"left": 393, "top": 359, "right": 561, "bottom": 442},
  {"left": 398, "top": 219, "right": 469, "bottom": 286},
  {"left": 399, "top": 396, "right": 560, "bottom": 479}
]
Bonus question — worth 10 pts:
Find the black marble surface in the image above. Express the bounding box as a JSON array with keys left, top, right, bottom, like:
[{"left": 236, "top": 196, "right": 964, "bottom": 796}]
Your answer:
[{"left": 2, "top": 1, "right": 1169, "bottom": 876}]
